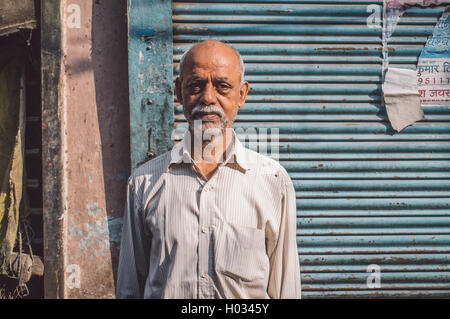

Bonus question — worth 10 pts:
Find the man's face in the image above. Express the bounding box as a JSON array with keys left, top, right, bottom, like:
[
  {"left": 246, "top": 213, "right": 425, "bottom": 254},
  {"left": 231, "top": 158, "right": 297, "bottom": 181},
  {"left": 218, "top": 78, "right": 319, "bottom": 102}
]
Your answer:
[{"left": 175, "top": 41, "right": 249, "bottom": 133}]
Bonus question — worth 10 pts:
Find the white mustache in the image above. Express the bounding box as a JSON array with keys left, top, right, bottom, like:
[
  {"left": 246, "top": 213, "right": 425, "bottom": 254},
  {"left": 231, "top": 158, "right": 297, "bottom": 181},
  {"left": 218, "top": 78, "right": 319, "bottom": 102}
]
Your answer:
[{"left": 190, "top": 105, "right": 225, "bottom": 120}]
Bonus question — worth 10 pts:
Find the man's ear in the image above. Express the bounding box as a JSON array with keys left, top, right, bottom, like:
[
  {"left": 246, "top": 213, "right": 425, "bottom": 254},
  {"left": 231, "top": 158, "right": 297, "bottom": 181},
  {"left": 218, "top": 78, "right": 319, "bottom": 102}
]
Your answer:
[
  {"left": 238, "top": 81, "right": 249, "bottom": 108},
  {"left": 175, "top": 77, "right": 183, "bottom": 104}
]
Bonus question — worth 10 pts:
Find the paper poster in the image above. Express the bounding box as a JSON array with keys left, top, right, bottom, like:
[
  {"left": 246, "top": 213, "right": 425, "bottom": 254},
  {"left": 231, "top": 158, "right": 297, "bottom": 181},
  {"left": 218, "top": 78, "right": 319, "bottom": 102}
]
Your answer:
[{"left": 417, "top": 8, "right": 450, "bottom": 105}]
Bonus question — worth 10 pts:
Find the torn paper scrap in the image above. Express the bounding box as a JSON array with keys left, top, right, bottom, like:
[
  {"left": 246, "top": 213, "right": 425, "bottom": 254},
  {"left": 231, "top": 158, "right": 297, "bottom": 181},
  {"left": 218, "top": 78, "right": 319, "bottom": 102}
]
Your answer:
[
  {"left": 383, "top": 67, "right": 424, "bottom": 132},
  {"left": 385, "top": 1, "right": 449, "bottom": 41}
]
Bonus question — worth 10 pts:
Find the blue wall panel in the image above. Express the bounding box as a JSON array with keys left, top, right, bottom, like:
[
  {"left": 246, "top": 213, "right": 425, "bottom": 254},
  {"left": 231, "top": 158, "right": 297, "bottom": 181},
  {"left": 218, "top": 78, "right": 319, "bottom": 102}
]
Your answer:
[{"left": 128, "top": 0, "right": 174, "bottom": 169}]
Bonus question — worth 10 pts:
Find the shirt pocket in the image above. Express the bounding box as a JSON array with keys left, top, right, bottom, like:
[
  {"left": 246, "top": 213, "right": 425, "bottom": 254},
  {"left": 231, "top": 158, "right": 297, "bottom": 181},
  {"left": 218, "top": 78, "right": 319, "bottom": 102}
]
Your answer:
[{"left": 214, "top": 221, "right": 269, "bottom": 282}]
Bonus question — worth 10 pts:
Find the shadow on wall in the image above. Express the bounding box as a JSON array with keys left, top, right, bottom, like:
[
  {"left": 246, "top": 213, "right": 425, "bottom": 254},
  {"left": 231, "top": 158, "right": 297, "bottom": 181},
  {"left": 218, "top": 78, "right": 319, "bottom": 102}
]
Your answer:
[{"left": 91, "top": 0, "right": 130, "bottom": 292}]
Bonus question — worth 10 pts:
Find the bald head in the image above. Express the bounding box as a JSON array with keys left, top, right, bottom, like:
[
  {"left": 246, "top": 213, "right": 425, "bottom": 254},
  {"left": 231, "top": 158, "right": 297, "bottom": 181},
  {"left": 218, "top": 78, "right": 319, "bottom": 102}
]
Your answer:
[{"left": 179, "top": 40, "right": 245, "bottom": 85}]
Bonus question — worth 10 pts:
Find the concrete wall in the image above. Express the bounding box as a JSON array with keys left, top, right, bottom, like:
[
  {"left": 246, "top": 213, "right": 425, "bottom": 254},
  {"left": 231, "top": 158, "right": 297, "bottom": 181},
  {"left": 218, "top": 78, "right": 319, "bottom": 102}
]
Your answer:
[{"left": 62, "top": 0, "right": 129, "bottom": 298}]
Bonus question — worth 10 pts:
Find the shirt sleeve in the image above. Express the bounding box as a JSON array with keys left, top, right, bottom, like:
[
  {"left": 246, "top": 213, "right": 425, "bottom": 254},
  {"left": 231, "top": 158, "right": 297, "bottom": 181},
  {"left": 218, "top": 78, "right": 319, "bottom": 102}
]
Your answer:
[
  {"left": 267, "top": 173, "right": 302, "bottom": 299},
  {"left": 116, "top": 178, "right": 152, "bottom": 299}
]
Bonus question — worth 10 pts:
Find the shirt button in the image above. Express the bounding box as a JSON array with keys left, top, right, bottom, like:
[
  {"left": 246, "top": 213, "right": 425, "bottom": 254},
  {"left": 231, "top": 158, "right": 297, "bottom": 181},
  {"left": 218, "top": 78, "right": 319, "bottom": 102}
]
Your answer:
[{"left": 202, "top": 226, "right": 208, "bottom": 234}]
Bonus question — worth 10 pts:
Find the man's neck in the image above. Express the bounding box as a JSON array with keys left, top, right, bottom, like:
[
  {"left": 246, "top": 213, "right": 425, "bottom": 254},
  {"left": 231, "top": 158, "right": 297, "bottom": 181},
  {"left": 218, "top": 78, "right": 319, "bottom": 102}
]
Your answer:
[{"left": 188, "top": 127, "right": 234, "bottom": 180}]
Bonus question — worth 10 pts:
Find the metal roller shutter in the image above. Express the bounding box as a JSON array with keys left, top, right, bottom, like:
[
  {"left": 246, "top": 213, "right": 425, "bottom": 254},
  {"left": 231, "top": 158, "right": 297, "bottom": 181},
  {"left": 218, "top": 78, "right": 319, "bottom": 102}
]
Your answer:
[{"left": 172, "top": 1, "right": 450, "bottom": 298}]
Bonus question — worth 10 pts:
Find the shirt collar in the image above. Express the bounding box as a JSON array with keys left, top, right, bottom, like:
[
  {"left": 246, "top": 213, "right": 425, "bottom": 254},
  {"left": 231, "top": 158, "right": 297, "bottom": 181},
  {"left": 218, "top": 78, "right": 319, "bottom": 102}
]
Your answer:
[{"left": 169, "top": 129, "right": 249, "bottom": 172}]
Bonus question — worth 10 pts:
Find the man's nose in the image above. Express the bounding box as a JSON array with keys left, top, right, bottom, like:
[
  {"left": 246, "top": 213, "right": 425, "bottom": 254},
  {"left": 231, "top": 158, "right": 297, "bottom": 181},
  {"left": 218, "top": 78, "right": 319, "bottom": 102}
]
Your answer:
[{"left": 200, "top": 81, "right": 216, "bottom": 105}]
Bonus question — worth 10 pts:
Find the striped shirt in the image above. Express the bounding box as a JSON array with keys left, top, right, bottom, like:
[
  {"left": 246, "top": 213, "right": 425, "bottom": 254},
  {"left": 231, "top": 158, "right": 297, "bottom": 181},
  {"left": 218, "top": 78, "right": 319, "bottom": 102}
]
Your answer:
[{"left": 116, "top": 129, "right": 301, "bottom": 299}]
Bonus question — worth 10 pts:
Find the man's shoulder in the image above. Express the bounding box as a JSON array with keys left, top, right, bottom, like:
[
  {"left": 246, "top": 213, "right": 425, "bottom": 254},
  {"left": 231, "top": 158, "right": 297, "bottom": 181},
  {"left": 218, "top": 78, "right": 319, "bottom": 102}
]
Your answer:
[
  {"left": 242, "top": 147, "right": 291, "bottom": 183},
  {"left": 129, "top": 150, "right": 172, "bottom": 183}
]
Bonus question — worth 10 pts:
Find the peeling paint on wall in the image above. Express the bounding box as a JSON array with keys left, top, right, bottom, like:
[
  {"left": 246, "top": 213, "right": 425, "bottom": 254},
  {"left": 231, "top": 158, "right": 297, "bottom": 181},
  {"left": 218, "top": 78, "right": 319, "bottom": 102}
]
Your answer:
[
  {"left": 83, "top": 173, "right": 93, "bottom": 184},
  {"left": 128, "top": 0, "right": 174, "bottom": 169},
  {"left": 86, "top": 200, "right": 103, "bottom": 217},
  {"left": 60, "top": 0, "right": 130, "bottom": 299},
  {"left": 68, "top": 217, "right": 111, "bottom": 258}
]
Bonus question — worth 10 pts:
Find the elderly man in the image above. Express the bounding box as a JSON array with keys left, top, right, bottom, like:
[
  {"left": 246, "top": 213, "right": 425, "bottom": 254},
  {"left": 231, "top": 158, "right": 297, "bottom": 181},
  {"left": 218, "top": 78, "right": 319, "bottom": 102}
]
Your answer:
[{"left": 116, "top": 40, "right": 301, "bottom": 299}]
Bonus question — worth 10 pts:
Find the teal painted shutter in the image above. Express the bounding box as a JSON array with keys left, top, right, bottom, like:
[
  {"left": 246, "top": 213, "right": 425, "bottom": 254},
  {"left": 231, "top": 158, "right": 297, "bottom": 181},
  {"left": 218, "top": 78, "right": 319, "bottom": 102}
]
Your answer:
[{"left": 171, "top": 1, "right": 450, "bottom": 298}]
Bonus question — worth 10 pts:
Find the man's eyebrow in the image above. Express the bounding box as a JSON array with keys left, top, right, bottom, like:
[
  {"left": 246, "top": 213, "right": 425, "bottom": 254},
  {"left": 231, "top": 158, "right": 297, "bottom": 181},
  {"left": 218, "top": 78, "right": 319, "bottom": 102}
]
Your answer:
[
  {"left": 185, "top": 76, "right": 233, "bottom": 85},
  {"left": 186, "top": 76, "right": 205, "bottom": 83},
  {"left": 215, "top": 77, "right": 231, "bottom": 83}
]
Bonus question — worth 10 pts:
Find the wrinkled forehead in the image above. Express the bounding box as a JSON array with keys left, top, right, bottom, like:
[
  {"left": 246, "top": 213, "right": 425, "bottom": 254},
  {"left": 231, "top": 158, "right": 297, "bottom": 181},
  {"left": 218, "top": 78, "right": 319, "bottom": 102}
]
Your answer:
[{"left": 181, "top": 45, "right": 241, "bottom": 81}]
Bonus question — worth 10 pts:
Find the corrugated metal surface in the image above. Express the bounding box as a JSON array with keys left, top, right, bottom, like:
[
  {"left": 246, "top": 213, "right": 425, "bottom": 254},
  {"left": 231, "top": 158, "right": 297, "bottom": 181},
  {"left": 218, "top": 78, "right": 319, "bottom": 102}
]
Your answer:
[{"left": 172, "top": 1, "right": 450, "bottom": 298}]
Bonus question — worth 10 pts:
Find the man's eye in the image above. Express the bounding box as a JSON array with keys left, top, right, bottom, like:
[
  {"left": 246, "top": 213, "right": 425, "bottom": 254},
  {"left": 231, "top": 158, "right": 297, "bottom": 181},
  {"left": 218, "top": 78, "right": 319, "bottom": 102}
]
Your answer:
[
  {"left": 218, "top": 85, "right": 230, "bottom": 92},
  {"left": 191, "top": 85, "right": 201, "bottom": 93}
]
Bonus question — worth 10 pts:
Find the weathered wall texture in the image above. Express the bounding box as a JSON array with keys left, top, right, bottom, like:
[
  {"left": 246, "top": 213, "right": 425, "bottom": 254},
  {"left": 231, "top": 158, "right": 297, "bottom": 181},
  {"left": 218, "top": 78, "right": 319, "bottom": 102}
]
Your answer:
[
  {"left": 0, "top": 0, "right": 37, "bottom": 37},
  {"left": 62, "top": 0, "right": 129, "bottom": 298}
]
